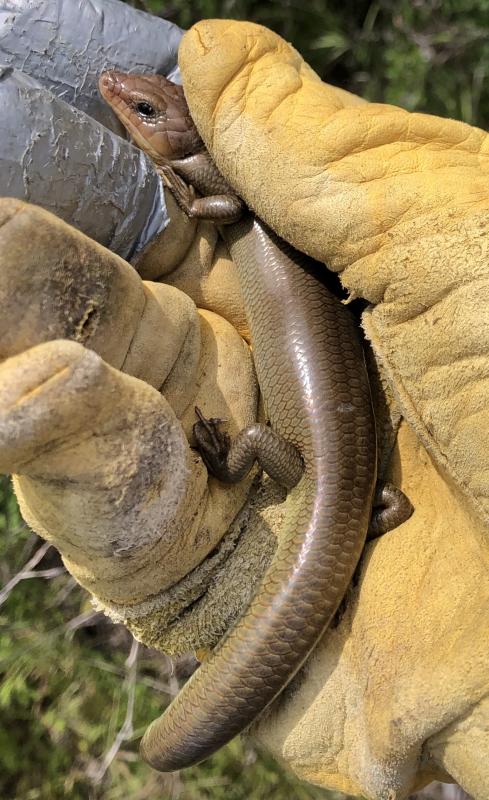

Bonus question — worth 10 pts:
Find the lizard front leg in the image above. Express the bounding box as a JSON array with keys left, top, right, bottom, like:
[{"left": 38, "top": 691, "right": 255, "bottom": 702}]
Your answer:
[{"left": 158, "top": 164, "right": 245, "bottom": 224}]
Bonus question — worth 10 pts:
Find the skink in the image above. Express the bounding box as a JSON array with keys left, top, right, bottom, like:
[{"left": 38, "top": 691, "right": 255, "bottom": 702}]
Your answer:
[{"left": 99, "top": 71, "right": 412, "bottom": 772}]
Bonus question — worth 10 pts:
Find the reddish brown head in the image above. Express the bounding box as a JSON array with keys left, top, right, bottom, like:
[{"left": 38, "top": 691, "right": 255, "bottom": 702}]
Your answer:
[{"left": 99, "top": 71, "right": 203, "bottom": 162}]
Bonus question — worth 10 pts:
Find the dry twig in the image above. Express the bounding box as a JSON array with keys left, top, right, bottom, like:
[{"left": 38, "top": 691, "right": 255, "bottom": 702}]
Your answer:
[
  {"left": 89, "top": 637, "right": 139, "bottom": 785},
  {"left": 0, "top": 542, "right": 65, "bottom": 607}
]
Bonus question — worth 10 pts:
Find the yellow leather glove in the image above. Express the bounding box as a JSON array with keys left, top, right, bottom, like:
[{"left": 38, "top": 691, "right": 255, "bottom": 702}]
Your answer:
[{"left": 175, "top": 19, "right": 489, "bottom": 800}]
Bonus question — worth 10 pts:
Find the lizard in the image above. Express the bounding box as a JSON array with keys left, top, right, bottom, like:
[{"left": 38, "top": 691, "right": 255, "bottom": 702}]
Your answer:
[{"left": 99, "top": 70, "right": 413, "bottom": 772}]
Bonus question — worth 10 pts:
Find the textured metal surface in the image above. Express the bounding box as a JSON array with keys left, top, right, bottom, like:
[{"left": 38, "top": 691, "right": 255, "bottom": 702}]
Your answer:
[
  {"left": 141, "top": 217, "right": 377, "bottom": 771},
  {"left": 0, "top": 0, "right": 182, "bottom": 131},
  {"left": 0, "top": 0, "right": 182, "bottom": 257},
  {"left": 0, "top": 67, "right": 163, "bottom": 259}
]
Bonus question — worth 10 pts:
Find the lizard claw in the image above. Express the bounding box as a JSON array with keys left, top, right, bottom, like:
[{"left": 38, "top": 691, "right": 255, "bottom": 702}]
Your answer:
[
  {"left": 193, "top": 406, "right": 231, "bottom": 477},
  {"left": 157, "top": 164, "right": 196, "bottom": 215}
]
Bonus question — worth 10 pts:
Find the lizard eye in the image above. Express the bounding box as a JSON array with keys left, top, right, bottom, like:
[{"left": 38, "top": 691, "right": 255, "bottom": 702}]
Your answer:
[{"left": 135, "top": 101, "right": 156, "bottom": 118}]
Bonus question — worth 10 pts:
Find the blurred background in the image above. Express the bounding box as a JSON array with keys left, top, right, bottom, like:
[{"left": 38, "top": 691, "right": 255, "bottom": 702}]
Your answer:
[{"left": 1, "top": 1, "right": 486, "bottom": 798}]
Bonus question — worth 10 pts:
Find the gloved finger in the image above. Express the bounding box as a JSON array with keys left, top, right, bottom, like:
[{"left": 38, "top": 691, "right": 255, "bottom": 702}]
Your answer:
[
  {"left": 0, "top": 69, "right": 165, "bottom": 259},
  {"left": 0, "top": 0, "right": 183, "bottom": 133},
  {"left": 0, "top": 197, "right": 201, "bottom": 408},
  {"left": 0, "top": 339, "right": 195, "bottom": 605},
  {"left": 0, "top": 0, "right": 184, "bottom": 257}
]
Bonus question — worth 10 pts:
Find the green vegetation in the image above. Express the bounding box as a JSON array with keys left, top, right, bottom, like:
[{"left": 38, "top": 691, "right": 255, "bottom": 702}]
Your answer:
[
  {"left": 2, "top": 1, "right": 486, "bottom": 796},
  {"left": 143, "top": 0, "right": 489, "bottom": 127}
]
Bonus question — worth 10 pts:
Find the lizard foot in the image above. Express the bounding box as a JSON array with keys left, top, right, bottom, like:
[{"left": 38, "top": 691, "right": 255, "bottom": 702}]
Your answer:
[
  {"left": 157, "top": 164, "right": 196, "bottom": 216},
  {"left": 367, "top": 482, "right": 414, "bottom": 540},
  {"left": 193, "top": 406, "right": 231, "bottom": 479}
]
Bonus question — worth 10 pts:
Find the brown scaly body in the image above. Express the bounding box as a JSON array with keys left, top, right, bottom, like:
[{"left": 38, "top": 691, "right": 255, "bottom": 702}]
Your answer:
[{"left": 100, "top": 71, "right": 412, "bottom": 771}]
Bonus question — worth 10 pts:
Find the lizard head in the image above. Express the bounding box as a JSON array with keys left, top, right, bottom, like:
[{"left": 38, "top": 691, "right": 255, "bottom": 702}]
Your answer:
[{"left": 99, "top": 70, "right": 203, "bottom": 162}]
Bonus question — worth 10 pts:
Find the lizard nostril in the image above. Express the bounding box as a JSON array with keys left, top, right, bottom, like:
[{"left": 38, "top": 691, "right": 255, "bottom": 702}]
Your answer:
[{"left": 99, "top": 71, "right": 115, "bottom": 94}]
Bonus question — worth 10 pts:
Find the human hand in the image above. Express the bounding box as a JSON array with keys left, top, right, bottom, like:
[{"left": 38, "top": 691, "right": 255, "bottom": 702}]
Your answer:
[{"left": 174, "top": 19, "right": 489, "bottom": 800}]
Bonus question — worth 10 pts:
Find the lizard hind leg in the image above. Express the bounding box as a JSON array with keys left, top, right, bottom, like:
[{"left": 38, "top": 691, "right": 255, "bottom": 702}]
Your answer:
[
  {"left": 193, "top": 407, "right": 304, "bottom": 489},
  {"left": 367, "top": 483, "right": 414, "bottom": 540}
]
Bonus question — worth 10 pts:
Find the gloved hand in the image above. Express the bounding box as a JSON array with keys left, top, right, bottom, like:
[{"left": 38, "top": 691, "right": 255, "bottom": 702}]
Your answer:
[
  {"left": 0, "top": 0, "right": 179, "bottom": 257},
  {"left": 175, "top": 19, "right": 489, "bottom": 800},
  {"left": 0, "top": 0, "right": 258, "bottom": 648},
  {"left": 1, "top": 5, "right": 488, "bottom": 800},
  {"left": 0, "top": 0, "right": 248, "bottom": 330}
]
